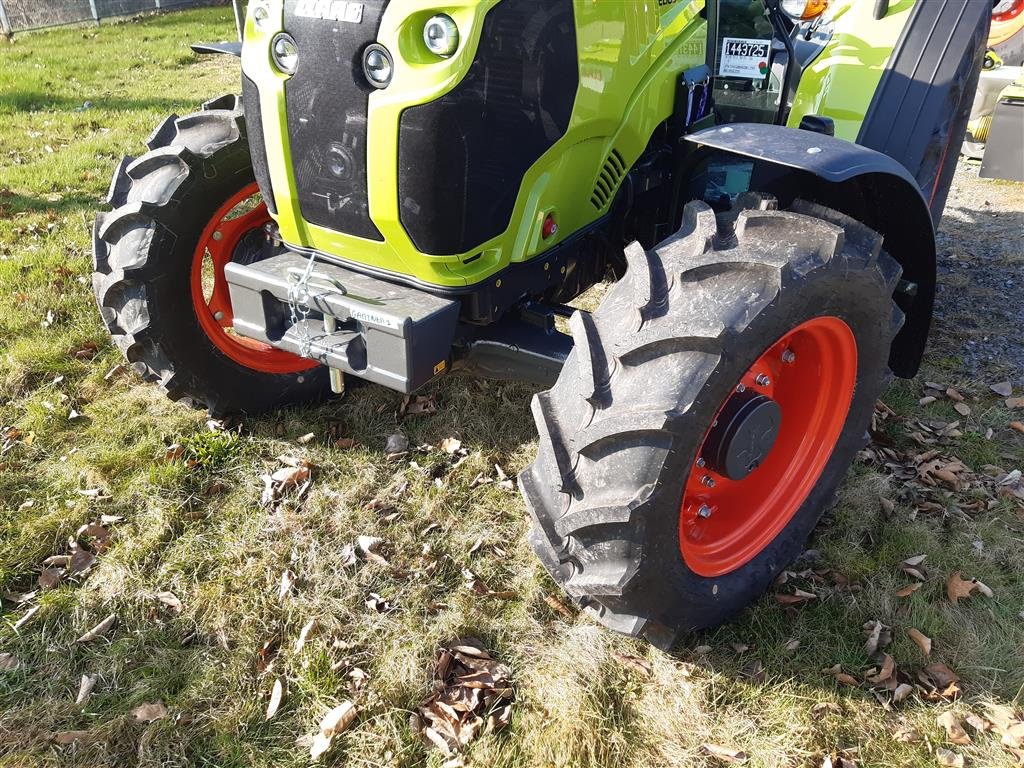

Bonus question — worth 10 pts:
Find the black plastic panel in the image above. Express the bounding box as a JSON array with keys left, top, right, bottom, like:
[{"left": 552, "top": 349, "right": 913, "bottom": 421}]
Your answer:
[
  {"left": 398, "top": 0, "right": 578, "bottom": 255},
  {"left": 282, "top": 0, "right": 389, "bottom": 241},
  {"left": 242, "top": 75, "right": 277, "bottom": 215},
  {"left": 857, "top": 0, "right": 990, "bottom": 224}
]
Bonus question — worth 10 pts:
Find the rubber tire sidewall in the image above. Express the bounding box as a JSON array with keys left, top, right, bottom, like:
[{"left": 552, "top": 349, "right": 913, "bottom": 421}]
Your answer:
[
  {"left": 640, "top": 260, "right": 890, "bottom": 632},
  {"left": 141, "top": 142, "right": 329, "bottom": 414}
]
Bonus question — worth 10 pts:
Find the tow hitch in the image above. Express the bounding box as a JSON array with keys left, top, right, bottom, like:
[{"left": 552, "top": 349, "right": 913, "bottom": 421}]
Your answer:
[{"left": 225, "top": 253, "right": 460, "bottom": 394}]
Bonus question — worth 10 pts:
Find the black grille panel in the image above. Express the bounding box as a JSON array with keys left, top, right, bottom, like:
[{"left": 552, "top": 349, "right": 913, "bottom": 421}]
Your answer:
[
  {"left": 242, "top": 75, "right": 277, "bottom": 215},
  {"left": 282, "top": 0, "right": 389, "bottom": 241},
  {"left": 398, "top": 0, "right": 578, "bottom": 255}
]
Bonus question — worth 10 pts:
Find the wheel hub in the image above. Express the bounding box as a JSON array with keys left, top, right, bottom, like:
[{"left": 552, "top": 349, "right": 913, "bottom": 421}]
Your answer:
[
  {"left": 678, "top": 316, "right": 859, "bottom": 578},
  {"left": 703, "top": 391, "right": 782, "bottom": 481}
]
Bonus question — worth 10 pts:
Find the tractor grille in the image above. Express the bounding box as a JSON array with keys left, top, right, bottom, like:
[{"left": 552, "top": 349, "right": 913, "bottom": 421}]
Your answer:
[
  {"left": 281, "top": 0, "right": 390, "bottom": 242},
  {"left": 397, "top": 0, "right": 578, "bottom": 255},
  {"left": 591, "top": 149, "right": 626, "bottom": 211}
]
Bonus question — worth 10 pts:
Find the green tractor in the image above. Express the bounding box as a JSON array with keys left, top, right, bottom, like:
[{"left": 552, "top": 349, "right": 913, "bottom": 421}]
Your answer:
[{"left": 93, "top": 0, "right": 990, "bottom": 648}]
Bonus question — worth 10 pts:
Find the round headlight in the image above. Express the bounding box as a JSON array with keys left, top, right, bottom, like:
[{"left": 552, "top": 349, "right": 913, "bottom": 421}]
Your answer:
[
  {"left": 363, "top": 44, "right": 394, "bottom": 89},
  {"left": 424, "top": 14, "right": 459, "bottom": 57},
  {"left": 779, "top": 0, "right": 829, "bottom": 20},
  {"left": 271, "top": 33, "right": 298, "bottom": 75},
  {"left": 326, "top": 145, "right": 354, "bottom": 180},
  {"left": 251, "top": 3, "right": 272, "bottom": 31}
]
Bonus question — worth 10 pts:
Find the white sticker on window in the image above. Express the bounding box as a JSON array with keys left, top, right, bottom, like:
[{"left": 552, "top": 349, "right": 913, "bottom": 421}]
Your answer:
[{"left": 719, "top": 37, "right": 771, "bottom": 79}]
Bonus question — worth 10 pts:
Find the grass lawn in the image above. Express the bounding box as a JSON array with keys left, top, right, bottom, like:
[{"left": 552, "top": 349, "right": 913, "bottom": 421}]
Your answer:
[{"left": 1, "top": 8, "right": 1023, "bottom": 767}]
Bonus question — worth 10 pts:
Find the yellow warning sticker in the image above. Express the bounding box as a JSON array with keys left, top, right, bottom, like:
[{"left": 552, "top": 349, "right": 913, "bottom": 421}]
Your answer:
[{"left": 434, "top": 360, "right": 447, "bottom": 375}]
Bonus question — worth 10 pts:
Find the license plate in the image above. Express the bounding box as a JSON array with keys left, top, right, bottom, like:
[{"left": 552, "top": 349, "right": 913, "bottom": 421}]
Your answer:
[{"left": 719, "top": 37, "right": 771, "bottom": 79}]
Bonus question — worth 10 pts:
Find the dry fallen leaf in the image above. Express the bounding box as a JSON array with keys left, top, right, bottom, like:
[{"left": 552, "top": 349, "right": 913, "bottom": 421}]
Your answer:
[
  {"left": 543, "top": 594, "right": 574, "bottom": 619},
  {"left": 893, "top": 725, "right": 922, "bottom": 742},
  {"left": 896, "top": 582, "right": 923, "bottom": 598},
  {"left": 907, "top": 628, "right": 932, "bottom": 656},
  {"left": 893, "top": 683, "right": 914, "bottom": 704},
  {"left": 310, "top": 701, "right": 357, "bottom": 759},
  {"left": 365, "top": 593, "right": 393, "bottom": 613},
  {"left": 67, "top": 548, "right": 96, "bottom": 575},
  {"left": 76, "top": 674, "right": 97, "bottom": 705},
  {"left": 918, "top": 664, "right": 961, "bottom": 701},
  {"left": 1006, "top": 397, "right": 1024, "bottom": 410},
  {"left": 278, "top": 569, "right": 296, "bottom": 600},
  {"left": 964, "top": 713, "right": 990, "bottom": 734},
  {"left": 1010, "top": 421, "right": 1024, "bottom": 435},
  {"left": 824, "top": 664, "right": 859, "bottom": 687},
  {"left": 131, "top": 701, "right": 168, "bottom": 723},
  {"left": 863, "top": 620, "right": 884, "bottom": 655},
  {"left": 356, "top": 535, "right": 389, "bottom": 566},
  {"left": 271, "top": 465, "right": 311, "bottom": 489},
  {"left": 867, "top": 653, "right": 896, "bottom": 685},
  {"left": 613, "top": 653, "right": 653, "bottom": 679},
  {"left": 154, "top": 591, "right": 183, "bottom": 613},
  {"left": 13, "top": 605, "right": 39, "bottom": 631},
  {"left": 76, "top": 614, "right": 116, "bottom": 643},
  {"left": 937, "top": 712, "right": 972, "bottom": 745},
  {"left": 440, "top": 437, "right": 462, "bottom": 454},
  {"left": 701, "top": 743, "right": 749, "bottom": 763},
  {"left": 53, "top": 730, "right": 101, "bottom": 745},
  {"left": 414, "top": 639, "right": 514, "bottom": 756},
  {"left": 38, "top": 567, "right": 63, "bottom": 590},
  {"left": 935, "top": 747, "right": 964, "bottom": 767},
  {"left": 339, "top": 543, "right": 357, "bottom": 567},
  {"left": 946, "top": 572, "right": 978, "bottom": 604},
  {"left": 0, "top": 653, "right": 22, "bottom": 672},
  {"left": 266, "top": 678, "right": 284, "bottom": 721},
  {"left": 775, "top": 588, "right": 816, "bottom": 605},
  {"left": 294, "top": 618, "right": 317, "bottom": 653}
]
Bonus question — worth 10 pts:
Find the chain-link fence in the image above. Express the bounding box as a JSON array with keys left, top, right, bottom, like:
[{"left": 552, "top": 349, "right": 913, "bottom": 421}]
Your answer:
[{"left": 0, "top": 0, "right": 234, "bottom": 36}]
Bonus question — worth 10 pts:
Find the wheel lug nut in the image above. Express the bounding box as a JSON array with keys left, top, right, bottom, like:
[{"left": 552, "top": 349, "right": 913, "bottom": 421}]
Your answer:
[
  {"left": 755, "top": 373, "right": 770, "bottom": 386},
  {"left": 736, "top": 383, "right": 746, "bottom": 393},
  {"left": 214, "top": 311, "right": 224, "bottom": 320},
  {"left": 782, "top": 349, "right": 796, "bottom": 364},
  {"left": 696, "top": 457, "right": 706, "bottom": 468},
  {"left": 212, "top": 231, "right": 223, "bottom": 241},
  {"left": 701, "top": 475, "right": 716, "bottom": 488},
  {"left": 697, "top": 505, "right": 712, "bottom": 519}
]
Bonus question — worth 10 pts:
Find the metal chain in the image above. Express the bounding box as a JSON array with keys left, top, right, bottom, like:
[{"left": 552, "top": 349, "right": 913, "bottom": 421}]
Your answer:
[{"left": 286, "top": 256, "right": 319, "bottom": 358}]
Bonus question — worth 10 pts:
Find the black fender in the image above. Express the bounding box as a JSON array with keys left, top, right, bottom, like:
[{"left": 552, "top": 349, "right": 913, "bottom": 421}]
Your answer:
[
  {"left": 858, "top": 0, "right": 990, "bottom": 226},
  {"left": 685, "top": 123, "right": 934, "bottom": 378}
]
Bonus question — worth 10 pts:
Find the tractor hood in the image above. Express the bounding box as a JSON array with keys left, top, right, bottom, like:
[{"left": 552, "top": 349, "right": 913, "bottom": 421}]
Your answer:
[{"left": 239, "top": 0, "right": 578, "bottom": 274}]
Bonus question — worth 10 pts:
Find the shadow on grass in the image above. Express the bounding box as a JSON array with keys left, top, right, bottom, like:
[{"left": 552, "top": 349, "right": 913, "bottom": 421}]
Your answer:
[
  {"left": 0, "top": 190, "right": 101, "bottom": 219},
  {"left": 0, "top": 90, "right": 195, "bottom": 115}
]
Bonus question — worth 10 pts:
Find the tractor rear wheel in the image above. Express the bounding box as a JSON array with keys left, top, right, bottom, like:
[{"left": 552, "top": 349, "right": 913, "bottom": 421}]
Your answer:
[
  {"left": 520, "top": 197, "right": 903, "bottom": 648},
  {"left": 92, "top": 95, "right": 328, "bottom": 415}
]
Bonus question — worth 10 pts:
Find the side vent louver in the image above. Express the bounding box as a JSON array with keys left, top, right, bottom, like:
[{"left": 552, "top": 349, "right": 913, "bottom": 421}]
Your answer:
[{"left": 590, "top": 149, "right": 626, "bottom": 211}]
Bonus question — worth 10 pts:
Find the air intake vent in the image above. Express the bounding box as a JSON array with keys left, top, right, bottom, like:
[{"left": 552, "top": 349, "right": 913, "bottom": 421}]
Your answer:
[{"left": 590, "top": 149, "right": 626, "bottom": 211}]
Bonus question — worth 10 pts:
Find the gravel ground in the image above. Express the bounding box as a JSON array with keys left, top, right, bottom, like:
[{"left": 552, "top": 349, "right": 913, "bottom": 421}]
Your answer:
[{"left": 932, "top": 158, "right": 1024, "bottom": 383}]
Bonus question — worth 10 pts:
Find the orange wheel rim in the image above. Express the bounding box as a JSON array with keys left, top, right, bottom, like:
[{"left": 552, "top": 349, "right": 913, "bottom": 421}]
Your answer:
[
  {"left": 678, "top": 316, "right": 858, "bottom": 578},
  {"left": 190, "top": 183, "right": 317, "bottom": 374}
]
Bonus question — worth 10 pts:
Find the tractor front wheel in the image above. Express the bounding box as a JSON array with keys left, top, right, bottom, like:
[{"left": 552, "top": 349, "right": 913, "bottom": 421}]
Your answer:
[
  {"left": 520, "top": 197, "right": 903, "bottom": 648},
  {"left": 92, "top": 95, "right": 328, "bottom": 415}
]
